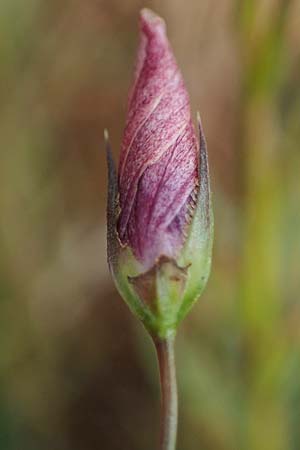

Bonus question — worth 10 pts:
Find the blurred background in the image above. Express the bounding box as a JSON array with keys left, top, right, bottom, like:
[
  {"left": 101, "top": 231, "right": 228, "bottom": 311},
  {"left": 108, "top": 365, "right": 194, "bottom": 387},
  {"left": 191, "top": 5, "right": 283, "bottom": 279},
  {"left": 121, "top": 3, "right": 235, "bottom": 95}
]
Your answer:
[{"left": 0, "top": 0, "right": 300, "bottom": 449}]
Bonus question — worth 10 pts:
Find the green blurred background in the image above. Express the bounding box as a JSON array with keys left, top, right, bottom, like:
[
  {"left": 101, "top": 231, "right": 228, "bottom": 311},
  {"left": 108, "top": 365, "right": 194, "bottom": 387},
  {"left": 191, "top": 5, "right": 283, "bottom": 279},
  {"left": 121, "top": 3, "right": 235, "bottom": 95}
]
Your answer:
[{"left": 1, "top": 0, "right": 300, "bottom": 449}]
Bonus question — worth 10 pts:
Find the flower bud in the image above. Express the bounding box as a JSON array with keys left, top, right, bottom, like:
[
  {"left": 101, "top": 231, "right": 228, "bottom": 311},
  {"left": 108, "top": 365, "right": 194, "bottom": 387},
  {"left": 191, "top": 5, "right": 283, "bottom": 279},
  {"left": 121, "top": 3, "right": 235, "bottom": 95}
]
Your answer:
[{"left": 106, "top": 9, "right": 213, "bottom": 339}]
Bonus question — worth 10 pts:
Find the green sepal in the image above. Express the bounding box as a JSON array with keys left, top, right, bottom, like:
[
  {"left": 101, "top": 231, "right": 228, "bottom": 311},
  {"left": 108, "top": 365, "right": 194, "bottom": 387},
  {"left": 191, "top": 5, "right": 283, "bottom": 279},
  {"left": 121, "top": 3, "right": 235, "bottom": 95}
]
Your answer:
[
  {"left": 176, "top": 113, "right": 214, "bottom": 323},
  {"left": 128, "top": 256, "right": 189, "bottom": 338},
  {"left": 105, "top": 131, "right": 158, "bottom": 334}
]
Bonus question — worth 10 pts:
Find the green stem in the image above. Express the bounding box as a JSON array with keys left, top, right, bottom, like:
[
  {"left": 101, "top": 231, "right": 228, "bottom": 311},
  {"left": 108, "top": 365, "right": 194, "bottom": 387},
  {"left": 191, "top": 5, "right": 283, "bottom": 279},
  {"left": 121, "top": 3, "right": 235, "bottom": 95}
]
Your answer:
[{"left": 155, "top": 335, "right": 178, "bottom": 450}]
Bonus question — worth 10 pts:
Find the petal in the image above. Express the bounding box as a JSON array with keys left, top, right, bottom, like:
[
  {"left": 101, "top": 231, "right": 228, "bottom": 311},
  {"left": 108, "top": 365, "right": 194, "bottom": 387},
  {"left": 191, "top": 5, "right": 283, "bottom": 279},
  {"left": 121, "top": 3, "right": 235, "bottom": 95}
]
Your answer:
[{"left": 118, "top": 9, "right": 198, "bottom": 268}]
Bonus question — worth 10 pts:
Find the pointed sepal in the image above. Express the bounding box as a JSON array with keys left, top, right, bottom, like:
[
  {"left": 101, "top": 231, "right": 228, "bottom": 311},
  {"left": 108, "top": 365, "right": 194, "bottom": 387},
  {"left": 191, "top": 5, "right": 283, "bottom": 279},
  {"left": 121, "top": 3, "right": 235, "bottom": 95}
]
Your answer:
[
  {"left": 176, "top": 113, "right": 214, "bottom": 323},
  {"left": 105, "top": 130, "right": 157, "bottom": 330}
]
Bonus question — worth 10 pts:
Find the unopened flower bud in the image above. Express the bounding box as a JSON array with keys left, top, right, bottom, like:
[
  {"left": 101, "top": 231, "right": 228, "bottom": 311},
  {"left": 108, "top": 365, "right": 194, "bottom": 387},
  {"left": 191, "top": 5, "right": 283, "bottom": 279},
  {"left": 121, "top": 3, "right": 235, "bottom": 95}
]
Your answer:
[{"left": 106, "top": 9, "right": 213, "bottom": 339}]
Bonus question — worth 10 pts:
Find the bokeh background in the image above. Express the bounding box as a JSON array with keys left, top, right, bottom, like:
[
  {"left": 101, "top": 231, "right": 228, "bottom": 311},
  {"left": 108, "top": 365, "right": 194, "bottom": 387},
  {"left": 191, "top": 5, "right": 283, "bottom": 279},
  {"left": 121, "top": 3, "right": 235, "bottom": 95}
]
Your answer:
[{"left": 1, "top": 0, "right": 300, "bottom": 449}]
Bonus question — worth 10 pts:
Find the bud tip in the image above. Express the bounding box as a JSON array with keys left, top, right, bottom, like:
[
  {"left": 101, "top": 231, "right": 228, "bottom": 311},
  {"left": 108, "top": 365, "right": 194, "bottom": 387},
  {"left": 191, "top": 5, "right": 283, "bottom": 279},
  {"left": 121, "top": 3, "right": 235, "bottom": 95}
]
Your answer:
[
  {"left": 140, "top": 8, "right": 162, "bottom": 22},
  {"left": 140, "top": 8, "right": 166, "bottom": 32}
]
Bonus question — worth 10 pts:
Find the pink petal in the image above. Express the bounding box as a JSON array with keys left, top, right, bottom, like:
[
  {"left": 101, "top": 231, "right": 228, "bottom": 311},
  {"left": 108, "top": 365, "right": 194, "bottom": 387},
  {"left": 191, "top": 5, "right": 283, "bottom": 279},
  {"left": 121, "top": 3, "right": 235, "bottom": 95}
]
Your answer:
[{"left": 118, "top": 9, "right": 198, "bottom": 269}]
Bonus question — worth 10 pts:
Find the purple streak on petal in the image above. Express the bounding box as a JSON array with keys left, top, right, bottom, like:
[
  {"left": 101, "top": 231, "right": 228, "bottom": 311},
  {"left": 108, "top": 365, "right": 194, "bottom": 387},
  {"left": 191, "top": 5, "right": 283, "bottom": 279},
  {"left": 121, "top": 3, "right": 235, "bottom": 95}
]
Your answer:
[{"left": 118, "top": 9, "right": 199, "bottom": 269}]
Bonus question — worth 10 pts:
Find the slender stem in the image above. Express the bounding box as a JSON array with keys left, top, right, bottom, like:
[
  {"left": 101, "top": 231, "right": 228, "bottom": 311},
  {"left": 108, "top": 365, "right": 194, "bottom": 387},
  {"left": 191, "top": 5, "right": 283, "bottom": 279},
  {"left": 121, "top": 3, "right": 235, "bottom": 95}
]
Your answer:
[{"left": 155, "top": 335, "right": 178, "bottom": 450}]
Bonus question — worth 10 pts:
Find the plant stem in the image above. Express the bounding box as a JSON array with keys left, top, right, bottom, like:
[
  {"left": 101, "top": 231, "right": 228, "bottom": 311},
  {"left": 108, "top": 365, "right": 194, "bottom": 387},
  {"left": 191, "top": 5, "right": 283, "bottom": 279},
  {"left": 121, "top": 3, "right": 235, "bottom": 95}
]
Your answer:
[{"left": 155, "top": 335, "right": 178, "bottom": 450}]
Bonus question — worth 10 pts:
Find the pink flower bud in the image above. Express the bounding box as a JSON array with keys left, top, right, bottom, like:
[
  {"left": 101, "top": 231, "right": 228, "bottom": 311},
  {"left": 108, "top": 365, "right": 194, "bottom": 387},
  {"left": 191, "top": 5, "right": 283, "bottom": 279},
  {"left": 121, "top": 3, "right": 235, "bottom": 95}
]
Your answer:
[
  {"left": 117, "top": 8, "right": 198, "bottom": 270},
  {"left": 106, "top": 9, "right": 213, "bottom": 339}
]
